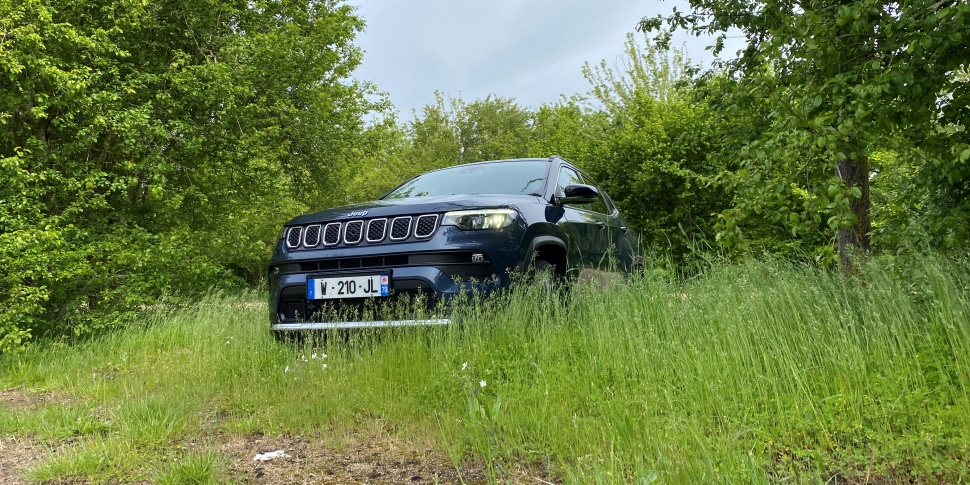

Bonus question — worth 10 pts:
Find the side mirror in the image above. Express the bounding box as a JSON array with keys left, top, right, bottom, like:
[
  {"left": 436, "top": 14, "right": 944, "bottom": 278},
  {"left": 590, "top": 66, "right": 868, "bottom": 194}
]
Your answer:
[{"left": 559, "top": 184, "right": 599, "bottom": 205}]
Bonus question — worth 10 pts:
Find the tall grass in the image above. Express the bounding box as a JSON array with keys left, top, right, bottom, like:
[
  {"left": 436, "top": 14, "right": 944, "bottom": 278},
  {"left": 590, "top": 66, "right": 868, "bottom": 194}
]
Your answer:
[{"left": 1, "top": 255, "right": 968, "bottom": 483}]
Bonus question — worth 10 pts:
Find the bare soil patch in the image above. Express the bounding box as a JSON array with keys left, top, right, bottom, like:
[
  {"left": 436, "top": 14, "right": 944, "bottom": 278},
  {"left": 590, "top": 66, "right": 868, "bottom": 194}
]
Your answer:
[
  {"left": 0, "top": 388, "right": 64, "bottom": 484},
  {"left": 0, "top": 436, "right": 45, "bottom": 485},
  {"left": 1, "top": 388, "right": 554, "bottom": 484},
  {"left": 0, "top": 387, "right": 72, "bottom": 412},
  {"left": 222, "top": 433, "right": 488, "bottom": 484}
]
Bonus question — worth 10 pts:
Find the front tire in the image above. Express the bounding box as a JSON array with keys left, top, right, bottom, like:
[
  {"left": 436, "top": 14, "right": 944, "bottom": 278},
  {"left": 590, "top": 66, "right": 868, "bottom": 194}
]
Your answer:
[{"left": 530, "top": 259, "right": 557, "bottom": 292}]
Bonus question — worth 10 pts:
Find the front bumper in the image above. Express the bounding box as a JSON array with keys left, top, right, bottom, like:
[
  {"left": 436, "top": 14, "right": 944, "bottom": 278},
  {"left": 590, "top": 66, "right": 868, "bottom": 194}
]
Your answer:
[{"left": 267, "top": 225, "right": 526, "bottom": 330}]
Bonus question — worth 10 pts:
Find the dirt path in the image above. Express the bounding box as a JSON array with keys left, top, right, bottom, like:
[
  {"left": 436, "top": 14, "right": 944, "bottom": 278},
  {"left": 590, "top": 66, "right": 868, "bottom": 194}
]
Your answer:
[
  {"left": 1, "top": 387, "right": 565, "bottom": 484},
  {"left": 220, "top": 433, "right": 487, "bottom": 484},
  {"left": 1, "top": 389, "right": 494, "bottom": 484},
  {"left": 0, "top": 436, "right": 45, "bottom": 485},
  {"left": 0, "top": 430, "right": 489, "bottom": 484}
]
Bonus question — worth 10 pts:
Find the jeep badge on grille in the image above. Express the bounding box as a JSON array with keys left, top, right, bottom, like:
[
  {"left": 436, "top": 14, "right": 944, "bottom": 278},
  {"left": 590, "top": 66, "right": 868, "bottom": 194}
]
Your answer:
[{"left": 346, "top": 210, "right": 368, "bottom": 218}]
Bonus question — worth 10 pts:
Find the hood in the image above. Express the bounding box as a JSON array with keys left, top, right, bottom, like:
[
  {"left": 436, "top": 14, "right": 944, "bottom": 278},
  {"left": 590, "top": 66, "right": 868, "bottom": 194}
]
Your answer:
[{"left": 286, "top": 194, "right": 541, "bottom": 226}]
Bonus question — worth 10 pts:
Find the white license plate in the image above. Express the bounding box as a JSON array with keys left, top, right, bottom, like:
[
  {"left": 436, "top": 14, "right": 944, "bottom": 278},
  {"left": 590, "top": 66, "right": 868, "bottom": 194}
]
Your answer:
[{"left": 307, "top": 274, "right": 389, "bottom": 300}]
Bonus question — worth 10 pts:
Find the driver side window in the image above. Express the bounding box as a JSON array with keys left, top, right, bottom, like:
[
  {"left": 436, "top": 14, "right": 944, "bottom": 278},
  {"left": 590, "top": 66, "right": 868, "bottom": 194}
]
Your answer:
[
  {"left": 581, "top": 173, "right": 610, "bottom": 215},
  {"left": 556, "top": 167, "right": 589, "bottom": 210}
]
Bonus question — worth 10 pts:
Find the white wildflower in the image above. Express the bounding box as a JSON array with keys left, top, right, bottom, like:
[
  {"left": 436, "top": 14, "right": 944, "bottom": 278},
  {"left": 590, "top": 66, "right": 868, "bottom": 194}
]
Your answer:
[
  {"left": 311, "top": 353, "right": 318, "bottom": 359},
  {"left": 479, "top": 380, "right": 486, "bottom": 388},
  {"left": 284, "top": 366, "right": 292, "bottom": 373},
  {"left": 322, "top": 363, "right": 329, "bottom": 370},
  {"left": 461, "top": 362, "right": 468, "bottom": 371}
]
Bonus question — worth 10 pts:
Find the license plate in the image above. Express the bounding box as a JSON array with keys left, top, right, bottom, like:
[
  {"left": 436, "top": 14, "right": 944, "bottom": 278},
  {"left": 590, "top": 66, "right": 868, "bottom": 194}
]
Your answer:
[{"left": 307, "top": 274, "right": 389, "bottom": 300}]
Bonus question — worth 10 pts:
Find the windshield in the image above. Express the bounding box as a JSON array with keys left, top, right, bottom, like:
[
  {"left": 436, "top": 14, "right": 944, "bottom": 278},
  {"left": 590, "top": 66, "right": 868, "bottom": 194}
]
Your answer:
[{"left": 382, "top": 161, "right": 548, "bottom": 199}]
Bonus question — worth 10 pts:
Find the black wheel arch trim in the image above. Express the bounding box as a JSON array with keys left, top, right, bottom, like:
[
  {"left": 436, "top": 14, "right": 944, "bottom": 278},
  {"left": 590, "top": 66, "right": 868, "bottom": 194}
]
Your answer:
[{"left": 520, "top": 235, "right": 567, "bottom": 273}]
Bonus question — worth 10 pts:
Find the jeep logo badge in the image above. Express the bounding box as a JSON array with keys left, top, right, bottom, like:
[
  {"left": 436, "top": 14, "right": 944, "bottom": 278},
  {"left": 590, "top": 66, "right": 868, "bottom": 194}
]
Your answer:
[
  {"left": 346, "top": 210, "right": 368, "bottom": 218},
  {"left": 472, "top": 253, "right": 484, "bottom": 263}
]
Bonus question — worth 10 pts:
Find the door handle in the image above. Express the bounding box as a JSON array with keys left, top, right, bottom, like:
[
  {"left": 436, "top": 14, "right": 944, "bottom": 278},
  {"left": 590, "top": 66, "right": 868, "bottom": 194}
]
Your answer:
[{"left": 595, "top": 221, "right": 606, "bottom": 230}]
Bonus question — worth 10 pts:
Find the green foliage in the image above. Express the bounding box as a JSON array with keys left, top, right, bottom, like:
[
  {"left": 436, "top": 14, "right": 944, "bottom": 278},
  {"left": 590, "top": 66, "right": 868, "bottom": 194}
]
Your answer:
[
  {"left": 341, "top": 115, "right": 410, "bottom": 203},
  {"left": 406, "top": 93, "right": 464, "bottom": 169},
  {"left": 453, "top": 95, "right": 535, "bottom": 163},
  {"left": 582, "top": 34, "right": 731, "bottom": 262},
  {"left": 640, "top": 0, "right": 970, "bottom": 263},
  {"left": 0, "top": 0, "right": 372, "bottom": 351},
  {"left": 529, "top": 99, "right": 609, "bottom": 170}
]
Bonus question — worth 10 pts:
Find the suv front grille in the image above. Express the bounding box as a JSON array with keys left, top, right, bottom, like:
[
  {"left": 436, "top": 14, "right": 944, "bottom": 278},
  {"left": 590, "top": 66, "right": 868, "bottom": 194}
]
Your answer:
[
  {"left": 284, "top": 213, "right": 441, "bottom": 250},
  {"left": 344, "top": 220, "right": 364, "bottom": 245},
  {"left": 366, "top": 219, "right": 387, "bottom": 243},
  {"left": 323, "top": 223, "right": 341, "bottom": 246},
  {"left": 303, "top": 224, "right": 321, "bottom": 247},
  {"left": 390, "top": 217, "right": 411, "bottom": 240},
  {"left": 414, "top": 215, "right": 438, "bottom": 238},
  {"left": 286, "top": 227, "right": 303, "bottom": 249}
]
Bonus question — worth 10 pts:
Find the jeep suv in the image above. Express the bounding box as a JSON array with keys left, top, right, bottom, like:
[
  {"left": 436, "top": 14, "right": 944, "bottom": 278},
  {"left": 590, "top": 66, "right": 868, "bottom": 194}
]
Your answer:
[{"left": 267, "top": 156, "right": 640, "bottom": 334}]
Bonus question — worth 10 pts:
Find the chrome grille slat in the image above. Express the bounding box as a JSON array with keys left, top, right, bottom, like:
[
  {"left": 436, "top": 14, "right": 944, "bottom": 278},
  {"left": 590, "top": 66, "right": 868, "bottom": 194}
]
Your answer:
[
  {"left": 344, "top": 220, "right": 364, "bottom": 245},
  {"left": 323, "top": 222, "right": 341, "bottom": 246},
  {"left": 414, "top": 215, "right": 438, "bottom": 239},
  {"left": 303, "top": 224, "right": 321, "bottom": 247},
  {"left": 366, "top": 218, "right": 387, "bottom": 243},
  {"left": 285, "top": 227, "right": 303, "bottom": 248},
  {"left": 390, "top": 217, "right": 412, "bottom": 241}
]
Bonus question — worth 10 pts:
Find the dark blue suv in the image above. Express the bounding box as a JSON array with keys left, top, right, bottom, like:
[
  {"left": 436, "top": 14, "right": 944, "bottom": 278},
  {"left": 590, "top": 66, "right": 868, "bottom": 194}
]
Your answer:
[{"left": 267, "top": 156, "right": 640, "bottom": 334}]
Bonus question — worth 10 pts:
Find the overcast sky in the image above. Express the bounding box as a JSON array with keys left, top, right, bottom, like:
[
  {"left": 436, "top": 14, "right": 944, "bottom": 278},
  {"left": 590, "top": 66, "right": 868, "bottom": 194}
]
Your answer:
[{"left": 348, "top": 0, "right": 739, "bottom": 118}]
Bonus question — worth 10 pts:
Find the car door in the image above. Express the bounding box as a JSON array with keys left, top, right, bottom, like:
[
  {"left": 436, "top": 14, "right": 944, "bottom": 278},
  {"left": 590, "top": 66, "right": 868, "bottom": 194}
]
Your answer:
[
  {"left": 581, "top": 175, "right": 636, "bottom": 273},
  {"left": 576, "top": 172, "right": 620, "bottom": 271},
  {"left": 555, "top": 165, "right": 602, "bottom": 275}
]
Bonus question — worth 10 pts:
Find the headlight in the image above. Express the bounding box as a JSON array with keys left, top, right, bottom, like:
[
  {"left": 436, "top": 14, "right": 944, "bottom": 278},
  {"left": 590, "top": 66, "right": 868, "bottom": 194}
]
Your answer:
[{"left": 442, "top": 209, "right": 517, "bottom": 230}]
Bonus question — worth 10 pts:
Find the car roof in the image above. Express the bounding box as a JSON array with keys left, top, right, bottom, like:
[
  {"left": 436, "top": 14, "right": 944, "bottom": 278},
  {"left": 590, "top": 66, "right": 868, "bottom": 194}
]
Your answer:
[{"left": 417, "top": 156, "right": 570, "bottom": 174}]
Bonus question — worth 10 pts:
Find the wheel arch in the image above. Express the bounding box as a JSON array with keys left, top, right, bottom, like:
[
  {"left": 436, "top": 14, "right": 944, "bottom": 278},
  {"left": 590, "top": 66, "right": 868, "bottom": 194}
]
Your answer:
[{"left": 522, "top": 235, "right": 568, "bottom": 278}]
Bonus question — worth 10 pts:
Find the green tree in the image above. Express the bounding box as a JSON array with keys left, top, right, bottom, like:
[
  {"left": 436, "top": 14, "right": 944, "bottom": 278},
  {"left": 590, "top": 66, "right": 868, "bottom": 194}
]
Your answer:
[
  {"left": 405, "top": 92, "right": 463, "bottom": 171},
  {"left": 0, "top": 0, "right": 371, "bottom": 351},
  {"left": 640, "top": 0, "right": 970, "bottom": 272},
  {"left": 344, "top": 115, "right": 410, "bottom": 202},
  {"left": 453, "top": 95, "right": 533, "bottom": 163},
  {"left": 529, "top": 99, "right": 609, "bottom": 168},
  {"left": 582, "top": 34, "right": 732, "bottom": 263}
]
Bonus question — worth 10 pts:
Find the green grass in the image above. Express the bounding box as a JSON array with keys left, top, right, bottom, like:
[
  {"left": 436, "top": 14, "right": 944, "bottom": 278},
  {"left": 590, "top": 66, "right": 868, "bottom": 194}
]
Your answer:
[{"left": 2, "top": 255, "right": 969, "bottom": 483}]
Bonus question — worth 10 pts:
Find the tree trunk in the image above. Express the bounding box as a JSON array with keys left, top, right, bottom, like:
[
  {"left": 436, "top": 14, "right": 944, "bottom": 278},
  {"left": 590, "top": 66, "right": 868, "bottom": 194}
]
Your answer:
[{"left": 835, "top": 155, "right": 871, "bottom": 275}]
